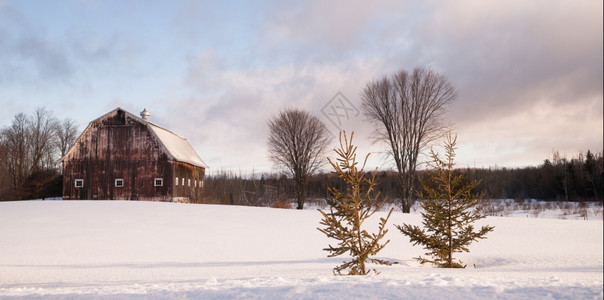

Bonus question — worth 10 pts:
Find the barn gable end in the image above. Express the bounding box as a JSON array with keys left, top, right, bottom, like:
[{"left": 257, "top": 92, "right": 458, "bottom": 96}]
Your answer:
[{"left": 62, "top": 108, "right": 207, "bottom": 202}]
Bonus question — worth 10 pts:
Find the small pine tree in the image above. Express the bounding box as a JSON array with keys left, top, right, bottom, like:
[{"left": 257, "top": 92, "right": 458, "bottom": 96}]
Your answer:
[
  {"left": 318, "top": 131, "right": 394, "bottom": 275},
  {"left": 397, "top": 132, "right": 494, "bottom": 268}
]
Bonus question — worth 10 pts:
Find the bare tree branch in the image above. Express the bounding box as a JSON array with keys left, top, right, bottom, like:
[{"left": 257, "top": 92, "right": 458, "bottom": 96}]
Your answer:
[{"left": 55, "top": 118, "right": 79, "bottom": 159}]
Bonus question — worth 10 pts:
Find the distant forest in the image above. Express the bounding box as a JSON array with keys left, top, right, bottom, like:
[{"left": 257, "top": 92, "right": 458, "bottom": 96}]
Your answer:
[{"left": 201, "top": 150, "right": 603, "bottom": 206}]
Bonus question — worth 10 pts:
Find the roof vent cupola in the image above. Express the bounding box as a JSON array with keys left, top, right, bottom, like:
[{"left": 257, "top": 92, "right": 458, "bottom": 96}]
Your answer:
[{"left": 140, "top": 108, "right": 150, "bottom": 121}]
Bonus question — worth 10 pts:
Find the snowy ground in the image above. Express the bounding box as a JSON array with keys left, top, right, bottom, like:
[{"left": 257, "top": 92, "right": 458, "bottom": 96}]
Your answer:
[{"left": 0, "top": 201, "right": 602, "bottom": 299}]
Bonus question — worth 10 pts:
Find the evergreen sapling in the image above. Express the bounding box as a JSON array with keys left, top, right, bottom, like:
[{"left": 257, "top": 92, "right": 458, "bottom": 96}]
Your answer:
[
  {"left": 318, "top": 131, "right": 394, "bottom": 275},
  {"left": 397, "top": 132, "right": 494, "bottom": 268}
]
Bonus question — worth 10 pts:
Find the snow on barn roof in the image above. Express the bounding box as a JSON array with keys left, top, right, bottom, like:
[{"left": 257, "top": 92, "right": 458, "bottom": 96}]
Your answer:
[{"left": 147, "top": 122, "right": 209, "bottom": 169}]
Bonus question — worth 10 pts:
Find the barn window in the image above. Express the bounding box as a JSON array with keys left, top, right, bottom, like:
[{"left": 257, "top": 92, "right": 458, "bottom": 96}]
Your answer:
[
  {"left": 154, "top": 178, "right": 163, "bottom": 186},
  {"left": 115, "top": 179, "right": 124, "bottom": 187},
  {"left": 201, "top": 180, "right": 204, "bottom": 188},
  {"left": 182, "top": 178, "right": 185, "bottom": 186},
  {"left": 75, "top": 179, "right": 84, "bottom": 188},
  {"left": 194, "top": 180, "right": 197, "bottom": 188},
  {"left": 188, "top": 179, "right": 191, "bottom": 187}
]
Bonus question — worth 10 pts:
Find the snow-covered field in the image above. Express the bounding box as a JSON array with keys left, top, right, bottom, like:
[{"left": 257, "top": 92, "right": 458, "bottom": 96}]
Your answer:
[{"left": 0, "top": 201, "right": 602, "bottom": 299}]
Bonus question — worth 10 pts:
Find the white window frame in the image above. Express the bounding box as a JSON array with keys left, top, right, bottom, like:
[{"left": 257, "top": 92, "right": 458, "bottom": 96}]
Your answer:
[
  {"left": 154, "top": 178, "right": 163, "bottom": 187},
  {"left": 175, "top": 177, "right": 179, "bottom": 186},
  {"left": 75, "top": 179, "right": 84, "bottom": 188},
  {"left": 188, "top": 179, "right": 191, "bottom": 187},
  {"left": 182, "top": 178, "right": 185, "bottom": 186},
  {"left": 115, "top": 178, "right": 124, "bottom": 187}
]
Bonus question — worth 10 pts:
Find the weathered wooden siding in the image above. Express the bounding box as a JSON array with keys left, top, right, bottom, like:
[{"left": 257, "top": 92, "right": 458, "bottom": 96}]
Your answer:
[
  {"left": 172, "top": 161, "right": 205, "bottom": 203},
  {"left": 63, "top": 110, "right": 175, "bottom": 201},
  {"left": 63, "top": 159, "right": 174, "bottom": 201}
]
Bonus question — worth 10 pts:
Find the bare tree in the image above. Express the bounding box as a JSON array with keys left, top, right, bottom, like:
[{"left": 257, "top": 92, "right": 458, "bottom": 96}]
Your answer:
[
  {"left": 55, "top": 118, "right": 79, "bottom": 159},
  {"left": 267, "top": 108, "right": 331, "bottom": 209},
  {"left": 28, "top": 107, "right": 60, "bottom": 172},
  {"left": 361, "top": 67, "right": 456, "bottom": 213}
]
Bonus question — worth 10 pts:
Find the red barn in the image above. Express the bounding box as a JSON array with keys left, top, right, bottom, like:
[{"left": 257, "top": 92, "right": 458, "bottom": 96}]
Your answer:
[{"left": 61, "top": 108, "right": 208, "bottom": 202}]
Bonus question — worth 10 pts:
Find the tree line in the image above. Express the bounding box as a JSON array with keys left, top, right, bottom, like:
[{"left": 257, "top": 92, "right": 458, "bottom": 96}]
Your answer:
[
  {"left": 0, "top": 107, "right": 79, "bottom": 201},
  {"left": 464, "top": 150, "right": 603, "bottom": 202},
  {"left": 198, "top": 149, "right": 602, "bottom": 207}
]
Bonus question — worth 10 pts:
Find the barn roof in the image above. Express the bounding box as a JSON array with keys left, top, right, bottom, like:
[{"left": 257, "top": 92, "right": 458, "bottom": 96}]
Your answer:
[
  {"left": 61, "top": 108, "right": 208, "bottom": 169},
  {"left": 147, "top": 122, "right": 209, "bottom": 169}
]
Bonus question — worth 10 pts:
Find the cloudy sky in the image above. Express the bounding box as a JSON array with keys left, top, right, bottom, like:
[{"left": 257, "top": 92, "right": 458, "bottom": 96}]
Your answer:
[{"left": 1, "top": 0, "right": 602, "bottom": 175}]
